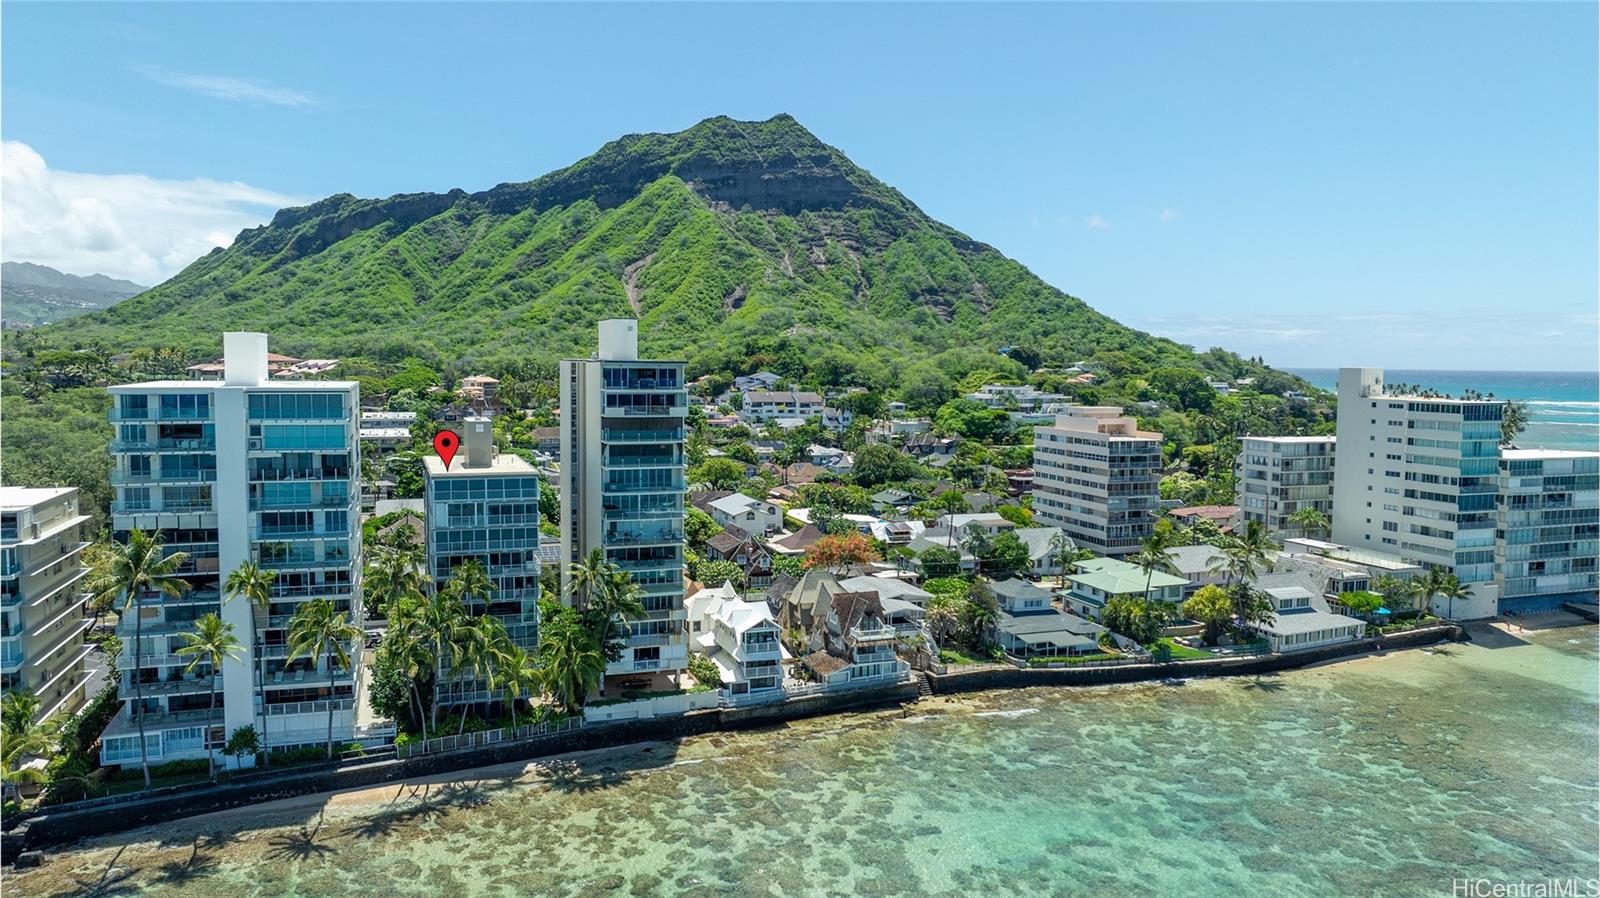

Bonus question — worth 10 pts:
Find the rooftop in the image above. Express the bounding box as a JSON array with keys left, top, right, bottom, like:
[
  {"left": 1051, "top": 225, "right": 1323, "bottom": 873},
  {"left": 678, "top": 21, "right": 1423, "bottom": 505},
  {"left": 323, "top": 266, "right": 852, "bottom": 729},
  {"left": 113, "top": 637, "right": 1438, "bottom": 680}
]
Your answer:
[
  {"left": 1241, "top": 435, "right": 1337, "bottom": 444},
  {"left": 1502, "top": 448, "right": 1600, "bottom": 460},
  {"left": 0, "top": 487, "right": 76, "bottom": 510},
  {"left": 423, "top": 453, "right": 536, "bottom": 477},
  {"left": 1068, "top": 558, "right": 1189, "bottom": 594}
]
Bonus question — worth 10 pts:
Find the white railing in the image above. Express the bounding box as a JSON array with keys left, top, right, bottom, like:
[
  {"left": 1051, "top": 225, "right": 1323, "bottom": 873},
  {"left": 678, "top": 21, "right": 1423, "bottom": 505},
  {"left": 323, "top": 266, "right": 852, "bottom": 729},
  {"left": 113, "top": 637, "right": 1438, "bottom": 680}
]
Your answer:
[
  {"left": 718, "top": 669, "right": 912, "bottom": 708},
  {"left": 266, "top": 698, "right": 353, "bottom": 716},
  {"left": 396, "top": 716, "right": 583, "bottom": 758}
]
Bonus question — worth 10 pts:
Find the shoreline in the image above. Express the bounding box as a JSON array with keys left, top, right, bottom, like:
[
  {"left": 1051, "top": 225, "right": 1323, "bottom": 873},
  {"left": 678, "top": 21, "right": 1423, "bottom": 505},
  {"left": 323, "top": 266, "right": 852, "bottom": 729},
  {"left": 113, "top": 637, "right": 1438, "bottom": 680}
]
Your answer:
[{"left": 11, "top": 614, "right": 1589, "bottom": 859}]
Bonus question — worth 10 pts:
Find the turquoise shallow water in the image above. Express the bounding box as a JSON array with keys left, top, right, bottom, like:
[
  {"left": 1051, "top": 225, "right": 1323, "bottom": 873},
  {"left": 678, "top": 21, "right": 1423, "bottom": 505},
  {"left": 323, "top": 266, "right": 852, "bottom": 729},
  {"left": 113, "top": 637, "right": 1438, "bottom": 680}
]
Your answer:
[
  {"left": 14, "top": 622, "right": 1598, "bottom": 898},
  {"left": 1289, "top": 368, "right": 1599, "bottom": 452}
]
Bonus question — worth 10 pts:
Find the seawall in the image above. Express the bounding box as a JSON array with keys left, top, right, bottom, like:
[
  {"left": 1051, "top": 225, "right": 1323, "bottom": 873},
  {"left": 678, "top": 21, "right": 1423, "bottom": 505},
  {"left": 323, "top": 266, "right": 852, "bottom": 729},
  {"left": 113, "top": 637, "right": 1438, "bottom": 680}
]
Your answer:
[
  {"left": 8, "top": 629, "right": 1468, "bottom": 855},
  {"left": 926, "top": 625, "right": 1467, "bottom": 694},
  {"left": 9, "top": 681, "right": 919, "bottom": 854}
]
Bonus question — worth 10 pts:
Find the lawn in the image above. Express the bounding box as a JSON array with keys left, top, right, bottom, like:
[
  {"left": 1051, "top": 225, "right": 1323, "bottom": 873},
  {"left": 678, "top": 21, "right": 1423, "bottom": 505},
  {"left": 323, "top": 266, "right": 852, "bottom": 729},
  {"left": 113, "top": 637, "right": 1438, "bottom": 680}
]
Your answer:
[
  {"left": 938, "top": 646, "right": 995, "bottom": 666},
  {"left": 1157, "top": 638, "right": 1215, "bottom": 660}
]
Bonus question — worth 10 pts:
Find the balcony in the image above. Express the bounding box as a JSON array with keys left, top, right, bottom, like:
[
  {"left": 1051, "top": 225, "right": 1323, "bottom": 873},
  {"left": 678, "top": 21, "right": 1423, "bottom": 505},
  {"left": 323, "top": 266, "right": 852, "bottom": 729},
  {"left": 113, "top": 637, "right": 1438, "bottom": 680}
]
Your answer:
[
  {"left": 109, "top": 438, "right": 217, "bottom": 452},
  {"left": 849, "top": 626, "right": 898, "bottom": 643},
  {"left": 111, "top": 469, "right": 217, "bottom": 485},
  {"left": 602, "top": 507, "right": 682, "bottom": 522},
  {"left": 626, "top": 633, "right": 673, "bottom": 648},
  {"left": 602, "top": 428, "right": 684, "bottom": 443},
  {"left": 602, "top": 455, "right": 685, "bottom": 468},
  {"left": 603, "top": 481, "right": 684, "bottom": 495},
  {"left": 112, "top": 502, "right": 213, "bottom": 515},
  {"left": 601, "top": 405, "right": 687, "bottom": 419},
  {"left": 256, "top": 555, "right": 353, "bottom": 571},
  {"left": 604, "top": 529, "right": 683, "bottom": 546},
  {"left": 249, "top": 468, "right": 352, "bottom": 482}
]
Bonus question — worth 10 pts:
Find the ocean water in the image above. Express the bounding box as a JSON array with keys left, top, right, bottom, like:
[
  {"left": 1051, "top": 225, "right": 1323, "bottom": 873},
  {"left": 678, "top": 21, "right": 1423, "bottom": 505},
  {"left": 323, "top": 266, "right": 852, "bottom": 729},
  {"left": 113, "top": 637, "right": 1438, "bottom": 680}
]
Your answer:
[
  {"left": 12, "top": 622, "right": 1597, "bottom": 898},
  {"left": 1288, "top": 368, "right": 1599, "bottom": 453}
]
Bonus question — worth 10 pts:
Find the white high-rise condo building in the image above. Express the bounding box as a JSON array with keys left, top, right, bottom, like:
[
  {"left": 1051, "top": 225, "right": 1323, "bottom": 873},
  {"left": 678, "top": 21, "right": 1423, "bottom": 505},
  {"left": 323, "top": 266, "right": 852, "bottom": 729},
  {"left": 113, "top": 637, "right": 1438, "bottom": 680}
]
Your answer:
[
  {"left": 1331, "top": 368, "right": 1502, "bottom": 616},
  {"left": 1032, "top": 408, "right": 1162, "bottom": 557},
  {"left": 102, "top": 333, "right": 364, "bottom": 767},
  {"left": 424, "top": 416, "right": 541, "bottom": 711},
  {"left": 560, "top": 320, "right": 689, "bottom": 686},
  {"left": 1495, "top": 449, "right": 1599, "bottom": 612},
  {"left": 1236, "top": 436, "right": 1336, "bottom": 539},
  {"left": 1, "top": 487, "right": 97, "bottom": 723}
]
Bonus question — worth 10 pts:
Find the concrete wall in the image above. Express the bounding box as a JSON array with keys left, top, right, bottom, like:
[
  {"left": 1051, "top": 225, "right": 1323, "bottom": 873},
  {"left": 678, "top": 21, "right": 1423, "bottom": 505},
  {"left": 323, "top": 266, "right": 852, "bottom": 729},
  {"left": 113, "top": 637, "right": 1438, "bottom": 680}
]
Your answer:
[
  {"left": 11, "top": 682, "right": 918, "bottom": 852},
  {"left": 927, "top": 625, "right": 1465, "bottom": 695}
]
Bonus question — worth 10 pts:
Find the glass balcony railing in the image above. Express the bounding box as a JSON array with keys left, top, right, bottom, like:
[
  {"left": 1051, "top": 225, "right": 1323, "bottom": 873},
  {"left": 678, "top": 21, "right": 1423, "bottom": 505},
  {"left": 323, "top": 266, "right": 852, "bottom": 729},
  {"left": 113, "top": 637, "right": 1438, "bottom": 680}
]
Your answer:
[
  {"left": 111, "top": 470, "right": 217, "bottom": 485},
  {"left": 601, "top": 428, "right": 684, "bottom": 443}
]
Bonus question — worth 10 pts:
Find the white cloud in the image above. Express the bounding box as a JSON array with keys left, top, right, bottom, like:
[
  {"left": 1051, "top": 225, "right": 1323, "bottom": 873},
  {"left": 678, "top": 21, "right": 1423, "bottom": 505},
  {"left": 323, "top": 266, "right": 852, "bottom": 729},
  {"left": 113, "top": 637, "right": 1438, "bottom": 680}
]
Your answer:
[
  {"left": 1086, "top": 214, "right": 1111, "bottom": 230},
  {"left": 2, "top": 141, "right": 309, "bottom": 285},
  {"left": 137, "top": 66, "right": 317, "bottom": 107},
  {"left": 1159, "top": 208, "right": 1180, "bottom": 222}
]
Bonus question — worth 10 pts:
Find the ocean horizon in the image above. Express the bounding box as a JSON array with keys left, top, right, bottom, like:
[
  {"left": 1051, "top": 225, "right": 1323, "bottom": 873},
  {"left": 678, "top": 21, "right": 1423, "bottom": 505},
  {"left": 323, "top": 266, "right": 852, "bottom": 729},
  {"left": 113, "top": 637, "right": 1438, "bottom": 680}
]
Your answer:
[{"left": 1287, "top": 368, "right": 1599, "bottom": 453}]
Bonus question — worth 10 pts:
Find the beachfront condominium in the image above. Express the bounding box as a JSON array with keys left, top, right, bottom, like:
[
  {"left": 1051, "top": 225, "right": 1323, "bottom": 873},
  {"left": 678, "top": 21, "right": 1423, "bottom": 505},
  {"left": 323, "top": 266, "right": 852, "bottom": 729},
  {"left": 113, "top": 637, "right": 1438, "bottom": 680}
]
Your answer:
[
  {"left": 1236, "top": 436, "right": 1337, "bottom": 539},
  {"left": 1031, "top": 408, "right": 1162, "bottom": 557},
  {"left": 1495, "top": 449, "right": 1600, "bottom": 612},
  {"left": 0, "top": 487, "right": 97, "bottom": 724},
  {"left": 1330, "top": 367, "right": 1503, "bottom": 614},
  {"left": 102, "top": 333, "right": 363, "bottom": 767},
  {"left": 424, "top": 416, "right": 541, "bottom": 711},
  {"left": 559, "top": 319, "right": 689, "bottom": 687}
]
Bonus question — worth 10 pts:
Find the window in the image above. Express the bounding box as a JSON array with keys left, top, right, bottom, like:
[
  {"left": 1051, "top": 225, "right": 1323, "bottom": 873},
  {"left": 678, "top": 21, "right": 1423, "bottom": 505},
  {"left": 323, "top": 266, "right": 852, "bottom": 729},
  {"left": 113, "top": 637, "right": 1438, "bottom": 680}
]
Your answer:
[
  {"left": 158, "top": 394, "right": 211, "bottom": 420},
  {"left": 249, "top": 392, "right": 346, "bottom": 420}
]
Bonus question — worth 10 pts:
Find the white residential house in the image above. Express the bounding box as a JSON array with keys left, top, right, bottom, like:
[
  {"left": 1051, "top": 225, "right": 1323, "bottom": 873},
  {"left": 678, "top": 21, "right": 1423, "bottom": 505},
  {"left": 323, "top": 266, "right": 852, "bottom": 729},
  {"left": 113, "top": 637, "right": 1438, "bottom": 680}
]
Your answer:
[
  {"left": 685, "top": 581, "right": 785, "bottom": 695},
  {"left": 706, "top": 492, "right": 784, "bottom": 535},
  {"left": 1063, "top": 557, "right": 1188, "bottom": 620},
  {"left": 937, "top": 512, "right": 1015, "bottom": 537},
  {"left": 740, "top": 390, "right": 824, "bottom": 423},
  {"left": 820, "top": 407, "right": 855, "bottom": 432},
  {"left": 991, "top": 578, "right": 1108, "bottom": 658},
  {"left": 734, "top": 372, "right": 782, "bottom": 393},
  {"left": 1251, "top": 585, "right": 1367, "bottom": 653}
]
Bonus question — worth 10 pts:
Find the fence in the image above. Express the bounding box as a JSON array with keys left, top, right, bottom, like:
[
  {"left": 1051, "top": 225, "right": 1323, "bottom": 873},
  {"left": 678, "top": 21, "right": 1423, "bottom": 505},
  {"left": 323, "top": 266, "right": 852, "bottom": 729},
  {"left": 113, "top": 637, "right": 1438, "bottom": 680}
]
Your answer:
[
  {"left": 394, "top": 716, "right": 584, "bottom": 759},
  {"left": 717, "top": 670, "right": 912, "bottom": 709}
]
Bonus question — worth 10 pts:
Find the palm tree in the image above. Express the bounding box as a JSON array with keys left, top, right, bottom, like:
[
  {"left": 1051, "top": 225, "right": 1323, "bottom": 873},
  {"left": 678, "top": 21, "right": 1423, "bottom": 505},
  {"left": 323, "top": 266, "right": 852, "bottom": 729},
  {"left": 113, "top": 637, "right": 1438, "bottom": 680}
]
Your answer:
[
  {"left": 495, "top": 643, "right": 539, "bottom": 729},
  {"left": 285, "top": 599, "right": 362, "bottom": 760},
  {"left": 936, "top": 491, "right": 967, "bottom": 550},
  {"left": 1048, "top": 532, "right": 1093, "bottom": 590},
  {"left": 379, "top": 605, "right": 435, "bottom": 742},
  {"left": 418, "top": 588, "right": 469, "bottom": 729},
  {"left": 224, "top": 561, "right": 275, "bottom": 767},
  {"left": 448, "top": 615, "right": 506, "bottom": 734},
  {"left": 1501, "top": 400, "right": 1531, "bottom": 447},
  {"left": 1, "top": 691, "right": 58, "bottom": 793},
  {"left": 564, "top": 548, "right": 610, "bottom": 612},
  {"left": 86, "top": 529, "right": 192, "bottom": 788},
  {"left": 1221, "top": 520, "right": 1274, "bottom": 586},
  {"left": 538, "top": 617, "right": 605, "bottom": 715},
  {"left": 174, "top": 614, "right": 242, "bottom": 781},
  {"left": 1286, "top": 507, "right": 1331, "bottom": 539},
  {"left": 1413, "top": 569, "right": 1448, "bottom": 619},
  {"left": 1435, "top": 572, "right": 1473, "bottom": 621},
  {"left": 1131, "top": 532, "right": 1177, "bottom": 606},
  {"left": 588, "top": 570, "right": 646, "bottom": 660}
]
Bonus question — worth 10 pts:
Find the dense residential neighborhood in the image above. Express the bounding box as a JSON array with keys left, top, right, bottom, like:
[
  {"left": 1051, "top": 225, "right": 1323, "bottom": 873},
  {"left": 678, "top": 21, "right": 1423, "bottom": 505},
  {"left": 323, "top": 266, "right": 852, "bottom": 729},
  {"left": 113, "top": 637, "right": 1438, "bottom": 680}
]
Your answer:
[{"left": 1, "top": 320, "right": 1594, "bottom": 829}]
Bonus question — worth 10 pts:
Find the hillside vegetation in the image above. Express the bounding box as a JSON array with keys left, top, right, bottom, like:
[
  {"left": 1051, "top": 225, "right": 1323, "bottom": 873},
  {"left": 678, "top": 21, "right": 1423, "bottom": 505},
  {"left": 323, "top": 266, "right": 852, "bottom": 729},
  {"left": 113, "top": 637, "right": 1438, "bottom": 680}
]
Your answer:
[{"left": 43, "top": 114, "right": 1260, "bottom": 384}]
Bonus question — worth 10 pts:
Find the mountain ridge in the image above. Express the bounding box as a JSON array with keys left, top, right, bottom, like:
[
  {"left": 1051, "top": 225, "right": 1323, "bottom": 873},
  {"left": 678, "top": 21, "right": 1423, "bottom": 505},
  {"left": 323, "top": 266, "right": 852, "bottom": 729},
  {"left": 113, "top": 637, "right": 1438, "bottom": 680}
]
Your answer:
[
  {"left": 2, "top": 262, "right": 147, "bottom": 327},
  {"left": 40, "top": 114, "right": 1269, "bottom": 388}
]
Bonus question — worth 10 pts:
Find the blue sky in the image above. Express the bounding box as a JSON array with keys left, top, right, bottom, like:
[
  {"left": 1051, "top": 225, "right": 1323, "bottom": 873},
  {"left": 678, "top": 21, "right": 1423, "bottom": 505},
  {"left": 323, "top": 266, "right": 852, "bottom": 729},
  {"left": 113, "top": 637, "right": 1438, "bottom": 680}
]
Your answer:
[{"left": 4, "top": 2, "right": 1595, "bottom": 370}]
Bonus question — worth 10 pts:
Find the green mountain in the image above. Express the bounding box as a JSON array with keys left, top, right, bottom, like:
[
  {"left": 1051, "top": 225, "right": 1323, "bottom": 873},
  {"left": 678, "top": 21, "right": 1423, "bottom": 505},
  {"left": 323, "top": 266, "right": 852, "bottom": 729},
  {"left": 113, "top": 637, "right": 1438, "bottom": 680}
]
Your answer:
[
  {"left": 3, "top": 262, "right": 146, "bottom": 327},
  {"left": 41, "top": 114, "right": 1252, "bottom": 382}
]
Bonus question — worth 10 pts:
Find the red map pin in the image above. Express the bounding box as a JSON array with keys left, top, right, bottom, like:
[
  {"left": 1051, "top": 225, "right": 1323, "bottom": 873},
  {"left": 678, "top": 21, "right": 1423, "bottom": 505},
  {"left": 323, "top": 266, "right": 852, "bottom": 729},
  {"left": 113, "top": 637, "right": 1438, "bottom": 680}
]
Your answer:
[{"left": 433, "top": 430, "right": 461, "bottom": 469}]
